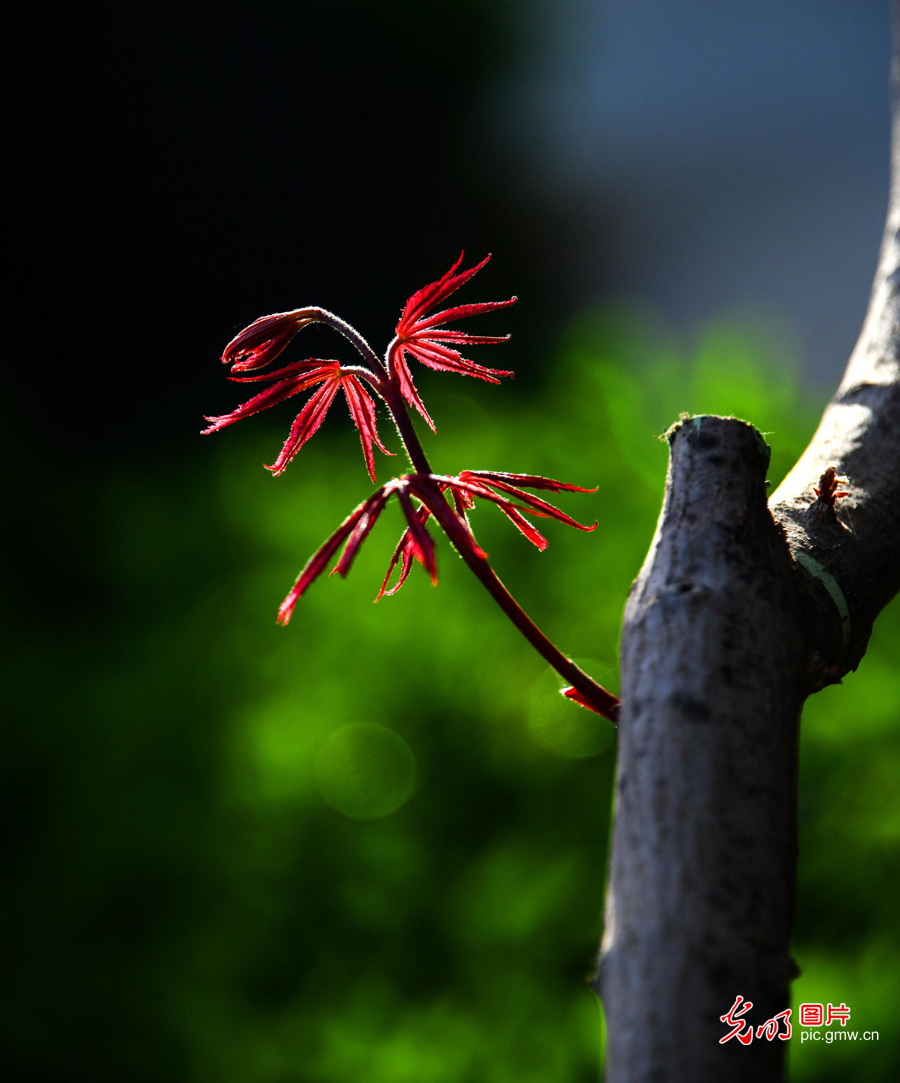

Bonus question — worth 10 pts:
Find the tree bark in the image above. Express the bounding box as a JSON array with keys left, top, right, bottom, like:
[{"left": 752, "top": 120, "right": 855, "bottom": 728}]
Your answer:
[
  {"left": 600, "top": 418, "right": 806, "bottom": 1081},
  {"left": 598, "top": 6, "right": 900, "bottom": 1080}
]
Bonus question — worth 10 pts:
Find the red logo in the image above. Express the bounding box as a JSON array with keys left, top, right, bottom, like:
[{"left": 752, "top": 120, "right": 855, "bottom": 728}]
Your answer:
[
  {"left": 720, "top": 996, "right": 792, "bottom": 1044},
  {"left": 799, "top": 1003, "right": 824, "bottom": 1027},
  {"left": 826, "top": 1003, "right": 851, "bottom": 1027}
]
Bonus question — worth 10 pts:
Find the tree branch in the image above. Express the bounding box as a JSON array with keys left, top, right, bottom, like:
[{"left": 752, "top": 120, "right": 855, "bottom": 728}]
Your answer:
[
  {"left": 599, "top": 418, "right": 806, "bottom": 1081},
  {"left": 769, "top": 31, "right": 900, "bottom": 683},
  {"left": 599, "top": 6, "right": 900, "bottom": 1079}
]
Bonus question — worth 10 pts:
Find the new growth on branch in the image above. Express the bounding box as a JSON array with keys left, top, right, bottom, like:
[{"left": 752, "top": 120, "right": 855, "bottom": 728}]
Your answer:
[{"left": 204, "top": 254, "right": 619, "bottom": 721}]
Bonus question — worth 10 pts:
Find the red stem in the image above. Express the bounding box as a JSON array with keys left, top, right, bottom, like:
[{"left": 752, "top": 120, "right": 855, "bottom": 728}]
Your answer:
[
  {"left": 422, "top": 487, "right": 619, "bottom": 721},
  {"left": 380, "top": 350, "right": 619, "bottom": 722}
]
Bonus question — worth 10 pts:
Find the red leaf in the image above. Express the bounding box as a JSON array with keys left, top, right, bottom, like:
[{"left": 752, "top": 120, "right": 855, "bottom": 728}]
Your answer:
[
  {"left": 375, "top": 502, "right": 436, "bottom": 600},
  {"left": 463, "top": 470, "right": 598, "bottom": 494},
  {"left": 397, "top": 252, "right": 488, "bottom": 330},
  {"left": 389, "top": 253, "right": 516, "bottom": 413},
  {"left": 341, "top": 374, "right": 394, "bottom": 482},
  {"left": 222, "top": 308, "right": 320, "bottom": 373},
  {"left": 401, "top": 341, "right": 513, "bottom": 383},
  {"left": 423, "top": 330, "right": 511, "bottom": 344},
  {"left": 277, "top": 493, "right": 383, "bottom": 623},
  {"left": 228, "top": 357, "right": 336, "bottom": 383},
  {"left": 394, "top": 352, "right": 436, "bottom": 431},
  {"left": 492, "top": 503, "right": 548, "bottom": 550},
  {"left": 396, "top": 486, "right": 437, "bottom": 584},
  {"left": 201, "top": 362, "right": 340, "bottom": 434},
  {"left": 413, "top": 299, "right": 517, "bottom": 333},
  {"left": 376, "top": 529, "right": 418, "bottom": 600},
  {"left": 457, "top": 473, "right": 597, "bottom": 532},
  {"left": 332, "top": 487, "right": 390, "bottom": 578},
  {"left": 266, "top": 378, "right": 342, "bottom": 475}
]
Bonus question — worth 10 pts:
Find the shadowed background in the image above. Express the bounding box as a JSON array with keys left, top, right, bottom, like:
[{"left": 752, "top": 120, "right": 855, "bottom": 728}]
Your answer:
[{"left": 6, "top": 1, "right": 899, "bottom": 1080}]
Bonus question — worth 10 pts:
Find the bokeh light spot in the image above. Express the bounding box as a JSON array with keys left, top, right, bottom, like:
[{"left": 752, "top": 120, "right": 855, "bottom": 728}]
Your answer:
[
  {"left": 315, "top": 724, "right": 416, "bottom": 820},
  {"left": 526, "top": 665, "right": 615, "bottom": 759}
]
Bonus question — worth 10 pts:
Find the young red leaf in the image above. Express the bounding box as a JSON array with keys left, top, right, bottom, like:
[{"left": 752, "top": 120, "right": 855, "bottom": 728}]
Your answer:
[
  {"left": 491, "top": 503, "right": 549, "bottom": 550},
  {"left": 222, "top": 308, "right": 320, "bottom": 373},
  {"left": 342, "top": 374, "right": 395, "bottom": 483},
  {"left": 393, "top": 351, "right": 437, "bottom": 431},
  {"left": 376, "top": 501, "right": 435, "bottom": 600},
  {"left": 201, "top": 361, "right": 340, "bottom": 434},
  {"left": 205, "top": 354, "right": 392, "bottom": 480},
  {"left": 396, "top": 486, "right": 438, "bottom": 584},
  {"left": 462, "top": 470, "right": 598, "bottom": 494},
  {"left": 398, "top": 251, "right": 485, "bottom": 326},
  {"left": 277, "top": 493, "right": 384, "bottom": 623},
  {"left": 331, "top": 487, "right": 391, "bottom": 578},
  {"left": 389, "top": 254, "right": 517, "bottom": 418},
  {"left": 267, "top": 378, "right": 343, "bottom": 475},
  {"left": 456, "top": 472, "right": 598, "bottom": 532}
]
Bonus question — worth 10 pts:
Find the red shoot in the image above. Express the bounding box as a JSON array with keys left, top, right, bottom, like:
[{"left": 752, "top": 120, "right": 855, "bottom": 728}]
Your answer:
[
  {"left": 277, "top": 470, "right": 597, "bottom": 617},
  {"left": 389, "top": 253, "right": 517, "bottom": 429},
  {"left": 221, "top": 308, "right": 322, "bottom": 373},
  {"left": 203, "top": 358, "right": 393, "bottom": 481},
  {"left": 206, "top": 255, "right": 620, "bottom": 723}
]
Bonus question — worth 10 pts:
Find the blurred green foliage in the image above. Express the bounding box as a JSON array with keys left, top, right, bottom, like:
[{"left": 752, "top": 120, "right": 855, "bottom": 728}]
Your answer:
[{"left": 6, "top": 306, "right": 899, "bottom": 1081}]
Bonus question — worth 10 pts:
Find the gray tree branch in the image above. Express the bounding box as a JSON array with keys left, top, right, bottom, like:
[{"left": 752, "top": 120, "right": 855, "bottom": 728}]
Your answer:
[
  {"left": 770, "top": 44, "right": 900, "bottom": 684},
  {"left": 598, "top": 7, "right": 900, "bottom": 1080}
]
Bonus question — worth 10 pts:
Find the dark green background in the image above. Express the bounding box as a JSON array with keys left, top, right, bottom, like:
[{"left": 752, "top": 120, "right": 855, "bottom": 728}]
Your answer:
[{"left": 9, "top": 305, "right": 900, "bottom": 1080}]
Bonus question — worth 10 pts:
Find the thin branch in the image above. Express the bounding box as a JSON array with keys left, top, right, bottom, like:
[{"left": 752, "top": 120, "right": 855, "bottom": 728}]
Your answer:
[
  {"left": 600, "top": 7, "right": 900, "bottom": 1079},
  {"left": 417, "top": 480, "right": 620, "bottom": 720},
  {"left": 379, "top": 383, "right": 620, "bottom": 718},
  {"left": 769, "top": 23, "right": 900, "bottom": 680},
  {"left": 312, "top": 307, "right": 388, "bottom": 375}
]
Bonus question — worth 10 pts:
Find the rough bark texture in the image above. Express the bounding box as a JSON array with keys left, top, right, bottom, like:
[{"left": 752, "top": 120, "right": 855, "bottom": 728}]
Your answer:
[
  {"left": 599, "top": 8, "right": 900, "bottom": 1080},
  {"left": 769, "top": 64, "right": 900, "bottom": 686},
  {"left": 599, "top": 418, "right": 806, "bottom": 1081}
]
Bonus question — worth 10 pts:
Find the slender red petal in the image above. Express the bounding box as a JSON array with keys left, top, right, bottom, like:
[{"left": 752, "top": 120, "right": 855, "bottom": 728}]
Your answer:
[
  {"left": 431, "top": 475, "right": 542, "bottom": 513},
  {"left": 397, "top": 252, "right": 486, "bottom": 333},
  {"left": 461, "top": 470, "right": 598, "bottom": 494},
  {"left": 389, "top": 254, "right": 515, "bottom": 414},
  {"left": 376, "top": 529, "right": 418, "bottom": 600},
  {"left": 201, "top": 364, "right": 338, "bottom": 434},
  {"left": 341, "top": 374, "right": 394, "bottom": 482},
  {"left": 266, "top": 378, "right": 341, "bottom": 476},
  {"left": 440, "top": 477, "right": 554, "bottom": 540},
  {"left": 393, "top": 350, "right": 436, "bottom": 431},
  {"left": 228, "top": 357, "right": 337, "bottom": 383},
  {"left": 277, "top": 493, "right": 382, "bottom": 623},
  {"left": 375, "top": 479, "right": 464, "bottom": 598},
  {"left": 332, "top": 487, "right": 390, "bottom": 578},
  {"left": 416, "top": 472, "right": 594, "bottom": 549},
  {"left": 222, "top": 308, "right": 320, "bottom": 373},
  {"left": 412, "top": 298, "right": 517, "bottom": 333},
  {"left": 403, "top": 341, "right": 513, "bottom": 383},
  {"left": 492, "top": 504, "right": 549, "bottom": 550},
  {"left": 457, "top": 474, "right": 597, "bottom": 531},
  {"left": 422, "top": 330, "right": 512, "bottom": 345},
  {"left": 397, "top": 487, "right": 437, "bottom": 584},
  {"left": 375, "top": 500, "right": 436, "bottom": 600}
]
